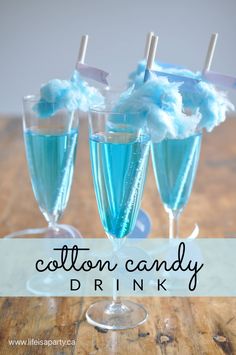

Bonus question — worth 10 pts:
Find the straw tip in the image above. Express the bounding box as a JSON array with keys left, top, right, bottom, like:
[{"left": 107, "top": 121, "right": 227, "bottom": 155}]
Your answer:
[
  {"left": 203, "top": 32, "right": 219, "bottom": 72},
  {"left": 151, "top": 35, "right": 159, "bottom": 48},
  {"left": 78, "top": 35, "right": 89, "bottom": 64},
  {"left": 81, "top": 34, "right": 89, "bottom": 43},
  {"left": 146, "top": 35, "right": 158, "bottom": 71},
  {"left": 212, "top": 32, "right": 218, "bottom": 39}
]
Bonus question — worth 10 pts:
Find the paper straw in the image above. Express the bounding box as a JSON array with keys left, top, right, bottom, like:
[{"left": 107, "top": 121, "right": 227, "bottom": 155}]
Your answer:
[
  {"left": 203, "top": 33, "right": 218, "bottom": 72},
  {"left": 144, "top": 32, "right": 154, "bottom": 60},
  {"left": 147, "top": 35, "right": 158, "bottom": 70},
  {"left": 172, "top": 136, "right": 201, "bottom": 211},
  {"left": 68, "top": 35, "right": 89, "bottom": 132},
  {"left": 77, "top": 34, "right": 89, "bottom": 64},
  {"left": 170, "top": 35, "right": 219, "bottom": 212},
  {"left": 171, "top": 34, "right": 219, "bottom": 212},
  {"left": 144, "top": 35, "right": 158, "bottom": 82},
  {"left": 54, "top": 127, "right": 78, "bottom": 209}
]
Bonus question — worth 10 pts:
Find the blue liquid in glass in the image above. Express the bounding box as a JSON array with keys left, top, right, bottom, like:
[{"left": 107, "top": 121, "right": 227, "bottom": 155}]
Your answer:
[
  {"left": 152, "top": 133, "right": 202, "bottom": 212},
  {"left": 90, "top": 132, "right": 150, "bottom": 238},
  {"left": 24, "top": 128, "right": 78, "bottom": 221}
]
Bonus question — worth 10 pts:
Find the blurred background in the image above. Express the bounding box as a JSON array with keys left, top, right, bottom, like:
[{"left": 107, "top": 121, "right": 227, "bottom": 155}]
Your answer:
[{"left": 0, "top": 0, "right": 235, "bottom": 114}]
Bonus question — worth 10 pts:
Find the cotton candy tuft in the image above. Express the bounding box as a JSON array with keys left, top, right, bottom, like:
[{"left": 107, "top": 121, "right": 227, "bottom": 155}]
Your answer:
[
  {"left": 113, "top": 75, "right": 200, "bottom": 142},
  {"left": 34, "top": 71, "right": 104, "bottom": 118},
  {"left": 129, "top": 61, "right": 234, "bottom": 135}
]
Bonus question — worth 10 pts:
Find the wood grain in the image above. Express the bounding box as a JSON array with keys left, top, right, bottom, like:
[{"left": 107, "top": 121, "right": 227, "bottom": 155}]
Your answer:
[{"left": 0, "top": 116, "right": 235, "bottom": 354}]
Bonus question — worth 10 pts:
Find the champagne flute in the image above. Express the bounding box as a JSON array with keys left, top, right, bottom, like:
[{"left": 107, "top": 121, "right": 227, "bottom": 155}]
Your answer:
[
  {"left": 86, "top": 91, "right": 150, "bottom": 330},
  {"left": 152, "top": 132, "right": 202, "bottom": 238},
  {"left": 22, "top": 95, "right": 79, "bottom": 238},
  {"left": 150, "top": 33, "right": 219, "bottom": 239},
  {"left": 6, "top": 95, "right": 80, "bottom": 295}
]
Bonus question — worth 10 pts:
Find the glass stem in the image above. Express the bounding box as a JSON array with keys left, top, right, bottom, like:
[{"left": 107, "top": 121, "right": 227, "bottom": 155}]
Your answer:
[
  {"left": 112, "top": 277, "right": 121, "bottom": 304},
  {"left": 108, "top": 234, "right": 127, "bottom": 308},
  {"left": 169, "top": 210, "right": 180, "bottom": 239},
  {"left": 48, "top": 221, "right": 59, "bottom": 232},
  {"left": 107, "top": 281, "right": 128, "bottom": 314},
  {"left": 112, "top": 294, "right": 121, "bottom": 305}
]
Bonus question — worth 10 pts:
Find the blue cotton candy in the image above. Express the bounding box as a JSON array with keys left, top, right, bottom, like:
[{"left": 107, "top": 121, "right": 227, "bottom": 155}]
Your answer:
[
  {"left": 185, "top": 80, "right": 234, "bottom": 132},
  {"left": 129, "top": 61, "right": 234, "bottom": 134},
  {"left": 34, "top": 71, "right": 104, "bottom": 118},
  {"left": 167, "top": 67, "right": 234, "bottom": 132},
  {"left": 113, "top": 75, "right": 200, "bottom": 142},
  {"left": 40, "top": 79, "right": 71, "bottom": 103}
]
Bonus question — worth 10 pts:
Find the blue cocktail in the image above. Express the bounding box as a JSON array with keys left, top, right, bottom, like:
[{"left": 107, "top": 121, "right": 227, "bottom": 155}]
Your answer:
[
  {"left": 24, "top": 128, "right": 78, "bottom": 225},
  {"left": 152, "top": 133, "right": 202, "bottom": 238},
  {"left": 90, "top": 132, "right": 150, "bottom": 238}
]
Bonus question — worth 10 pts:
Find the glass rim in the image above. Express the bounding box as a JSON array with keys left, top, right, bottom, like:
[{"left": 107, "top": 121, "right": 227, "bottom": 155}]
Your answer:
[
  {"left": 89, "top": 86, "right": 143, "bottom": 115},
  {"left": 23, "top": 94, "right": 39, "bottom": 103},
  {"left": 89, "top": 107, "right": 142, "bottom": 115}
]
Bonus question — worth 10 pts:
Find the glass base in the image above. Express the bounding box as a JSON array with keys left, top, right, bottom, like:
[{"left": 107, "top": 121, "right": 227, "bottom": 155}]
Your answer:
[
  {"left": 3, "top": 224, "right": 82, "bottom": 239},
  {"left": 26, "top": 273, "right": 67, "bottom": 296},
  {"left": 86, "top": 300, "right": 148, "bottom": 330},
  {"left": 4, "top": 224, "right": 82, "bottom": 296}
]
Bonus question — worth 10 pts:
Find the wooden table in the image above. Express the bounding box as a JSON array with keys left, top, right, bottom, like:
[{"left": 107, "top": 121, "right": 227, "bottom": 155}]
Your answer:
[{"left": 0, "top": 116, "right": 236, "bottom": 354}]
